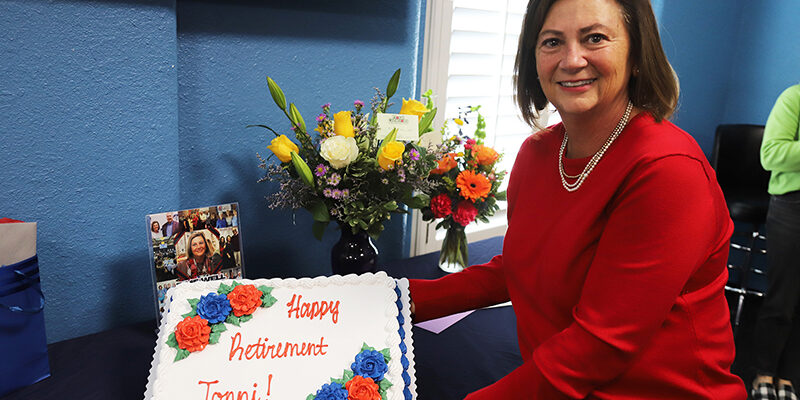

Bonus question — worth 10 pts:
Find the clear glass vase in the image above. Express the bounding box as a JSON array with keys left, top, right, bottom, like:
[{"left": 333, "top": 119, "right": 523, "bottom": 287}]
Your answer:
[{"left": 438, "top": 224, "right": 468, "bottom": 273}]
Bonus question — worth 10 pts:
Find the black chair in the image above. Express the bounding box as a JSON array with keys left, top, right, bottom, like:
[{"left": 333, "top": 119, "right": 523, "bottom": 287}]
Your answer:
[{"left": 710, "top": 124, "right": 771, "bottom": 330}]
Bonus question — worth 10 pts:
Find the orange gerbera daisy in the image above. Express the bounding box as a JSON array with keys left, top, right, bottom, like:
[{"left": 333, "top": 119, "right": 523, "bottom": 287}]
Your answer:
[{"left": 456, "top": 170, "right": 491, "bottom": 201}]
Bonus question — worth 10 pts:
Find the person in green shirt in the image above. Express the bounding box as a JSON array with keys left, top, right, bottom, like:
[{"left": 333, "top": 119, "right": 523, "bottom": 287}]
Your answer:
[{"left": 753, "top": 83, "right": 800, "bottom": 400}]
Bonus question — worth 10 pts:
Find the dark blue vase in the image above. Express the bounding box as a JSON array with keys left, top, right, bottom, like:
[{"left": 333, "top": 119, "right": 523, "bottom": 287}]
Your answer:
[{"left": 331, "top": 226, "right": 378, "bottom": 275}]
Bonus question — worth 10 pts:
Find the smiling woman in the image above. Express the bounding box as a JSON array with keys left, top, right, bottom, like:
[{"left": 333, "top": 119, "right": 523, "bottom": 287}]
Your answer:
[{"left": 407, "top": 0, "right": 747, "bottom": 398}]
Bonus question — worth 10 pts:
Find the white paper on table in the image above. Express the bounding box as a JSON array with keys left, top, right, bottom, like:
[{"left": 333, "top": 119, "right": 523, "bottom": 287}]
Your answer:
[{"left": 0, "top": 221, "right": 37, "bottom": 266}]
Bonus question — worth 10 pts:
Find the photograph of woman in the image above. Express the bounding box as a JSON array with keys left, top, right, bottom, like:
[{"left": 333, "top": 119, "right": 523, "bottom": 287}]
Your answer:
[
  {"left": 150, "top": 220, "right": 163, "bottom": 241},
  {"left": 175, "top": 231, "right": 222, "bottom": 281},
  {"left": 408, "top": 0, "right": 747, "bottom": 398}
]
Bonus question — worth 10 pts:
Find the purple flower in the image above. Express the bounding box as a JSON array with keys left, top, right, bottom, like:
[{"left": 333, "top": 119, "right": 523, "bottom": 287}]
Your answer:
[
  {"left": 341, "top": 189, "right": 350, "bottom": 198},
  {"left": 354, "top": 100, "right": 364, "bottom": 108},
  {"left": 322, "top": 103, "right": 332, "bottom": 109},
  {"left": 397, "top": 169, "right": 406, "bottom": 183},
  {"left": 323, "top": 188, "right": 334, "bottom": 198},
  {"left": 315, "top": 164, "right": 328, "bottom": 177},
  {"left": 316, "top": 113, "right": 327, "bottom": 123},
  {"left": 409, "top": 149, "right": 420, "bottom": 161},
  {"left": 332, "top": 189, "right": 342, "bottom": 199},
  {"left": 327, "top": 173, "right": 341, "bottom": 186}
]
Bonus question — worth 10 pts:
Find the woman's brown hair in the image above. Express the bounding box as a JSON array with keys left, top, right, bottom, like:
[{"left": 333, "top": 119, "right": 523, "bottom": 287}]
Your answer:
[{"left": 514, "top": 0, "right": 679, "bottom": 128}]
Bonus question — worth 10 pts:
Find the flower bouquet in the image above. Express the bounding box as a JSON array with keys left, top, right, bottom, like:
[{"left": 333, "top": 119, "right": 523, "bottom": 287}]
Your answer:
[
  {"left": 253, "top": 69, "right": 440, "bottom": 274},
  {"left": 420, "top": 106, "right": 506, "bottom": 273}
]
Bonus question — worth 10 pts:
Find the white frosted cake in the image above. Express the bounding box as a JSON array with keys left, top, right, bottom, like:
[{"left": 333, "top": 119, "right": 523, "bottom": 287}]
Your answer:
[{"left": 144, "top": 272, "right": 416, "bottom": 400}]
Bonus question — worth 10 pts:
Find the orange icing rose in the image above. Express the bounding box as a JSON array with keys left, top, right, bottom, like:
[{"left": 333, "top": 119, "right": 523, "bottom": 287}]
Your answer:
[
  {"left": 473, "top": 144, "right": 499, "bottom": 166},
  {"left": 345, "top": 375, "right": 381, "bottom": 400},
  {"left": 227, "top": 284, "right": 263, "bottom": 317},
  {"left": 175, "top": 315, "right": 211, "bottom": 352},
  {"left": 431, "top": 153, "right": 458, "bottom": 174}
]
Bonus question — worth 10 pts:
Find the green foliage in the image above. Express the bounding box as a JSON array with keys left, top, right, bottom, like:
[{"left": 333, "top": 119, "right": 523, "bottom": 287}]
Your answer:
[{"left": 256, "top": 70, "right": 445, "bottom": 241}]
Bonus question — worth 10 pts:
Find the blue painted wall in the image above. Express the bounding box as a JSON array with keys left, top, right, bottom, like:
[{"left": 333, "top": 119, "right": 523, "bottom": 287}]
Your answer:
[
  {"left": 721, "top": 0, "right": 800, "bottom": 125},
  {"left": 2, "top": 0, "right": 793, "bottom": 343},
  {"left": 658, "top": 0, "right": 800, "bottom": 156},
  {"left": 175, "top": 1, "right": 424, "bottom": 280},
  {"left": 1, "top": 0, "right": 424, "bottom": 343},
  {"left": 658, "top": 0, "right": 745, "bottom": 154}
]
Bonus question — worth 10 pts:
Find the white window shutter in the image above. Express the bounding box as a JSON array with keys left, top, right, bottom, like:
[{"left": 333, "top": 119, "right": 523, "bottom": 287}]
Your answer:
[{"left": 412, "top": 0, "right": 549, "bottom": 256}]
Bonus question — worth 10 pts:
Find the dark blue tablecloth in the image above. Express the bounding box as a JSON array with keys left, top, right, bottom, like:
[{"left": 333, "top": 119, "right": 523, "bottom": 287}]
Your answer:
[{"left": 2, "top": 236, "right": 521, "bottom": 400}]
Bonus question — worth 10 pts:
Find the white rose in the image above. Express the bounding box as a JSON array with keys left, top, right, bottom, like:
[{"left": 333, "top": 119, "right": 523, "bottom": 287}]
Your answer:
[{"left": 320, "top": 136, "right": 359, "bottom": 169}]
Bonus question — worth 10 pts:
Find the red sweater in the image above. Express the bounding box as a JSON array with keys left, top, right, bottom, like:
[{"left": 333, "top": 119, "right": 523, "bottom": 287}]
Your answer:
[{"left": 410, "top": 113, "right": 747, "bottom": 399}]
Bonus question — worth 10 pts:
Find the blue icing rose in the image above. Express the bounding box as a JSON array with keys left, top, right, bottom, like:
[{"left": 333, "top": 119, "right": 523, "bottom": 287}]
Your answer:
[
  {"left": 196, "top": 292, "right": 232, "bottom": 324},
  {"left": 314, "top": 382, "right": 348, "bottom": 400},
  {"left": 351, "top": 349, "right": 389, "bottom": 381}
]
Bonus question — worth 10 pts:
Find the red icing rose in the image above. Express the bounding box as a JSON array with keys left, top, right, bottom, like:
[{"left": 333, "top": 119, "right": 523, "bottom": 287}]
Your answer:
[
  {"left": 452, "top": 200, "right": 478, "bottom": 226},
  {"left": 175, "top": 315, "right": 211, "bottom": 352},
  {"left": 345, "top": 375, "right": 381, "bottom": 400},
  {"left": 227, "top": 284, "right": 263, "bottom": 317},
  {"left": 430, "top": 193, "right": 452, "bottom": 219}
]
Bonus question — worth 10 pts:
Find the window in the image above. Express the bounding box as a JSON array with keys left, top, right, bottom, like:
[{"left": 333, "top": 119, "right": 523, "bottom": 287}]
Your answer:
[{"left": 411, "top": 0, "right": 555, "bottom": 256}]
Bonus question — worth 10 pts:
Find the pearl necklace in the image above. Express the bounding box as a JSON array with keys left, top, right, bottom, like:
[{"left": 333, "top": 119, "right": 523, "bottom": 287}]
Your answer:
[{"left": 559, "top": 101, "right": 633, "bottom": 192}]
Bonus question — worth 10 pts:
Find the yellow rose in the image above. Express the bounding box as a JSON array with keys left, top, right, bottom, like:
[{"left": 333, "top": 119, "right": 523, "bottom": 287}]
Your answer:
[
  {"left": 399, "top": 98, "right": 429, "bottom": 120},
  {"left": 378, "top": 141, "right": 405, "bottom": 170},
  {"left": 267, "top": 135, "right": 299, "bottom": 163},
  {"left": 333, "top": 111, "right": 354, "bottom": 138}
]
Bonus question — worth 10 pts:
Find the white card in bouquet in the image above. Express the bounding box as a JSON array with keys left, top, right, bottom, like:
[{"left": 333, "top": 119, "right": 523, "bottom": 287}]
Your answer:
[
  {"left": 376, "top": 113, "right": 420, "bottom": 141},
  {"left": 0, "top": 222, "right": 36, "bottom": 266}
]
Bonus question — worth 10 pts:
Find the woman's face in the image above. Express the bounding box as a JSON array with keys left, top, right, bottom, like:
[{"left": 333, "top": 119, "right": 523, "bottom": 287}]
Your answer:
[
  {"left": 535, "top": 0, "right": 631, "bottom": 119},
  {"left": 190, "top": 236, "right": 206, "bottom": 258}
]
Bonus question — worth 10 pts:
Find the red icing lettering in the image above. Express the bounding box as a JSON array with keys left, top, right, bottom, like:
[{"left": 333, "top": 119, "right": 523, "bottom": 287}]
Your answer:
[
  {"left": 228, "top": 332, "right": 328, "bottom": 361},
  {"left": 198, "top": 378, "right": 268, "bottom": 400},
  {"left": 199, "top": 380, "right": 219, "bottom": 400},
  {"left": 285, "top": 293, "right": 340, "bottom": 324}
]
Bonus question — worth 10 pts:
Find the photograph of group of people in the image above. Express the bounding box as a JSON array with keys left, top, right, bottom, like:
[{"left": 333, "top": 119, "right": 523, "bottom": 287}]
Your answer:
[{"left": 147, "top": 203, "right": 244, "bottom": 315}]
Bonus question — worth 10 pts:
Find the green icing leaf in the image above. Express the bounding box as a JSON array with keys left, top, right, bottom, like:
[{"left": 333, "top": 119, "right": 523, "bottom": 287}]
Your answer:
[
  {"left": 209, "top": 332, "right": 221, "bottom": 345},
  {"left": 343, "top": 369, "right": 354, "bottom": 382},
  {"left": 217, "top": 283, "right": 233, "bottom": 295},
  {"left": 187, "top": 298, "right": 200, "bottom": 307},
  {"left": 306, "top": 395, "right": 316, "bottom": 400},
  {"left": 180, "top": 310, "right": 197, "bottom": 319},
  {"left": 331, "top": 377, "right": 346, "bottom": 385},
  {"left": 261, "top": 293, "right": 278, "bottom": 308},
  {"left": 174, "top": 349, "right": 190, "bottom": 362},
  {"left": 166, "top": 332, "right": 178, "bottom": 349},
  {"left": 240, "top": 314, "right": 253, "bottom": 323},
  {"left": 226, "top": 314, "right": 241, "bottom": 327},
  {"left": 380, "top": 348, "right": 391, "bottom": 363},
  {"left": 231, "top": 281, "right": 242, "bottom": 288},
  {"left": 360, "top": 343, "right": 375, "bottom": 352},
  {"left": 379, "top": 378, "right": 393, "bottom": 392},
  {"left": 211, "top": 323, "right": 227, "bottom": 333},
  {"left": 257, "top": 285, "right": 273, "bottom": 296}
]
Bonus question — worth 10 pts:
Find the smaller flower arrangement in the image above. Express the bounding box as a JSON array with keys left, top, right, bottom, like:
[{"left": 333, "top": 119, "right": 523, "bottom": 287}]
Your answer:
[
  {"left": 307, "top": 344, "right": 392, "bottom": 400},
  {"left": 166, "top": 282, "right": 277, "bottom": 361},
  {"left": 254, "top": 69, "right": 441, "bottom": 240},
  {"left": 421, "top": 106, "right": 507, "bottom": 272}
]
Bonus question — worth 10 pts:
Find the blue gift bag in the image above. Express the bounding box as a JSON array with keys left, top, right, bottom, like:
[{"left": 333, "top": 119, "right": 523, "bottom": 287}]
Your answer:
[{"left": 0, "top": 255, "right": 51, "bottom": 397}]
